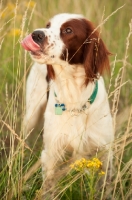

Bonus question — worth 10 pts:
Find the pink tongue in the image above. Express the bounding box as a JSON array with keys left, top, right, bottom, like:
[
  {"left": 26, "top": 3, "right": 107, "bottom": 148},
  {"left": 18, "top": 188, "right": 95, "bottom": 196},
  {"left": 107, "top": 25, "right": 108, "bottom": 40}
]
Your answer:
[{"left": 21, "top": 34, "right": 40, "bottom": 51}]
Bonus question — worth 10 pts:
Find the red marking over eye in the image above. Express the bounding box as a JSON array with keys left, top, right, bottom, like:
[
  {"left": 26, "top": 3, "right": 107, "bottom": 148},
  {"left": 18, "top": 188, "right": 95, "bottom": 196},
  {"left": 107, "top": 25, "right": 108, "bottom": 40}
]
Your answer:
[{"left": 59, "top": 18, "right": 111, "bottom": 85}]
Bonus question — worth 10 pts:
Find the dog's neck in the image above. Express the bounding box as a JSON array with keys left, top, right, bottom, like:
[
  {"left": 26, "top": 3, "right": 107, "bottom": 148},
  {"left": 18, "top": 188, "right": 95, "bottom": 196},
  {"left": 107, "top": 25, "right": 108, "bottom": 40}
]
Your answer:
[
  {"left": 53, "top": 64, "right": 85, "bottom": 84},
  {"left": 51, "top": 64, "right": 94, "bottom": 110}
]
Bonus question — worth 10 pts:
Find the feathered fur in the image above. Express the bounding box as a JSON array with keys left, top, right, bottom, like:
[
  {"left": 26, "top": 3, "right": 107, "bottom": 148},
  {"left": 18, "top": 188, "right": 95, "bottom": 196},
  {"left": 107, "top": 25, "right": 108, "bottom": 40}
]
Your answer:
[{"left": 22, "top": 13, "right": 114, "bottom": 197}]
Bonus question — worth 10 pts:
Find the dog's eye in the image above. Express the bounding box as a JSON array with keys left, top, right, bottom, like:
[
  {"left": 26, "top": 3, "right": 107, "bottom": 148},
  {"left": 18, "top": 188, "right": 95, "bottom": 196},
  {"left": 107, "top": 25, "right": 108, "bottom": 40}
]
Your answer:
[
  {"left": 46, "top": 22, "right": 51, "bottom": 28},
  {"left": 65, "top": 28, "right": 72, "bottom": 33},
  {"left": 62, "top": 28, "right": 73, "bottom": 34}
]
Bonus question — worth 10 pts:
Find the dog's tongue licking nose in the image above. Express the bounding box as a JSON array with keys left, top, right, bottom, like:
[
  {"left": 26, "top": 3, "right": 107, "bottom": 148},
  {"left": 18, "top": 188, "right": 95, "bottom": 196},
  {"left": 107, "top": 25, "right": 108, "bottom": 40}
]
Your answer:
[{"left": 21, "top": 34, "right": 40, "bottom": 51}]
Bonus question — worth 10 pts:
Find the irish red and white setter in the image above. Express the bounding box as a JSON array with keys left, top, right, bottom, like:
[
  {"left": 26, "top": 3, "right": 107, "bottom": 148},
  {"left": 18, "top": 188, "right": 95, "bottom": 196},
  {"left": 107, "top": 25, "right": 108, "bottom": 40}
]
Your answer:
[{"left": 21, "top": 13, "right": 114, "bottom": 197}]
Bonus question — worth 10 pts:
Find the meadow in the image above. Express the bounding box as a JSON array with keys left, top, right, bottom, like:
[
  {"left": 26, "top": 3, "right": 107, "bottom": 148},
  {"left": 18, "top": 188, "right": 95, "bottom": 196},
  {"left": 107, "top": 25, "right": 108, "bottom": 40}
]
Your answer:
[{"left": 0, "top": 0, "right": 132, "bottom": 199}]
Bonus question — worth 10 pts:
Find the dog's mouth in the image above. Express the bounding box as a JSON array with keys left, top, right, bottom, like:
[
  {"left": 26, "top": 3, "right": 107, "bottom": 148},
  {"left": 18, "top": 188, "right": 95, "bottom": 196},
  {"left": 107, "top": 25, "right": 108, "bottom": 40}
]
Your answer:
[{"left": 21, "top": 34, "right": 42, "bottom": 56}]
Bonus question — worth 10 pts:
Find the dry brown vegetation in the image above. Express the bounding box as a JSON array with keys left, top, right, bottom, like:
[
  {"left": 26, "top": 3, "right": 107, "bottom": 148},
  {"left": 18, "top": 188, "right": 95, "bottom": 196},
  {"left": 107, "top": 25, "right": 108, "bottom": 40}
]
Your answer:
[{"left": 0, "top": 0, "right": 132, "bottom": 199}]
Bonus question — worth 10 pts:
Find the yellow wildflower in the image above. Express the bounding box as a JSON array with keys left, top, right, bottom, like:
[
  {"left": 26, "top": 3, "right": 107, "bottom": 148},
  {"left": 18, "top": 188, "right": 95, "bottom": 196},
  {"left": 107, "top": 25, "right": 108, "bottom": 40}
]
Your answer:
[
  {"left": 70, "top": 158, "right": 87, "bottom": 171},
  {"left": 9, "top": 28, "right": 22, "bottom": 36},
  {"left": 70, "top": 164, "right": 74, "bottom": 169},
  {"left": 99, "top": 171, "right": 105, "bottom": 176},
  {"left": 70, "top": 157, "right": 103, "bottom": 172},
  {"left": 26, "top": 1, "right": 36, "bottom": 8},
  {"left": 1, "top": 3, "right": 15, "bottom": 19},
  {"left": 7, "top": 2, "right": 15, "bottom": 11}
]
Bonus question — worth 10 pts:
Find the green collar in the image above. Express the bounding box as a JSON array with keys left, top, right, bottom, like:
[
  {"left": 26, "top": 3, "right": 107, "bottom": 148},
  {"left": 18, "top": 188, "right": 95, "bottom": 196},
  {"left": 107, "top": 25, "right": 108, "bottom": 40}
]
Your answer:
[
  {"left": 54, "top": 80, "right": 98, "bottom": 105},
  {"left": 88, "top": 80, "right": 98, "bottom": 104},
  {"left": 54, "top": 80, "right": 98, "bottom": 112}
]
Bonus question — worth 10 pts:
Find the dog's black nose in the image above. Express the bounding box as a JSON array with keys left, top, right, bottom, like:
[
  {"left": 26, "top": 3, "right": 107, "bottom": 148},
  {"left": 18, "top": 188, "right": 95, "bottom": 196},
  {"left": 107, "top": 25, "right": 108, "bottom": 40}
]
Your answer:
[{"left": 32, "top": 30, "right": 45, "bottom": 44}]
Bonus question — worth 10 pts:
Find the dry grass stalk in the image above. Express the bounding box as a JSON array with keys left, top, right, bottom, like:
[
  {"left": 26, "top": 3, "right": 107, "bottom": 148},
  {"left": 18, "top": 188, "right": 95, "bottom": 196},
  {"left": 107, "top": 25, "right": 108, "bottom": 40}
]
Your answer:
[
  {"left": 0, "top": 1, "right": 132, "bottom": 199},
  {"left": 111, "top": 19, "right": 132, "bottom": 198},
  {"left": 113, "top": 106, "right": 132, "bottom": 199},
  {"left": 1, "top": 120, "right": 33, "bottom": 153}
]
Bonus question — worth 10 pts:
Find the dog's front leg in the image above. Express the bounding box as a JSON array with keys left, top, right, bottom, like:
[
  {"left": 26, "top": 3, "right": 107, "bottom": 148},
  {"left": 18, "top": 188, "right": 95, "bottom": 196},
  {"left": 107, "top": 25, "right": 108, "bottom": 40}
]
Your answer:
[{"left": 41, "top": 149, "right": 58, "bottom": 199}]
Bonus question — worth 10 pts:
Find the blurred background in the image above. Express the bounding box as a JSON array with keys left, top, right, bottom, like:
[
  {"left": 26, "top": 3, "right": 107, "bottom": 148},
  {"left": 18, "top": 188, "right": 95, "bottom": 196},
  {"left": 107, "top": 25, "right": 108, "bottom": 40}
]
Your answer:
[{"left": 0, "top": 0, "right": 132, "bottom": 199}]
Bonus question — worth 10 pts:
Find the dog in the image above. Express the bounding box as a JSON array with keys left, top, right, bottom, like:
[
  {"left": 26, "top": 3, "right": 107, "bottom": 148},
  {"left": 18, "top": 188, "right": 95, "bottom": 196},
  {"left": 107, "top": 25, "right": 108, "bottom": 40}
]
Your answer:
[{"left": 21, "top": 13, "right": 114, "bottom": 198}]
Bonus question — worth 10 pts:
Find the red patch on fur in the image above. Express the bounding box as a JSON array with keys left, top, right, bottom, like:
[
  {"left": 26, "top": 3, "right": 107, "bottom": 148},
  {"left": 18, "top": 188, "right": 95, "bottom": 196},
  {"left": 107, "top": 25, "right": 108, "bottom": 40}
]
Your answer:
[{"left": 59, "top": 18, "right": 111, "bottom": 84}]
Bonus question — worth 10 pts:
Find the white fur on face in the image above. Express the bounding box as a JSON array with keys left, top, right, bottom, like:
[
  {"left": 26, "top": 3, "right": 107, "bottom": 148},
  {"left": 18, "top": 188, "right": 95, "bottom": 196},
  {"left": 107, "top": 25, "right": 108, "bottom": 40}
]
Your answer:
[{"left": 30, "top": 13, "right": 84, "bottom": 65}]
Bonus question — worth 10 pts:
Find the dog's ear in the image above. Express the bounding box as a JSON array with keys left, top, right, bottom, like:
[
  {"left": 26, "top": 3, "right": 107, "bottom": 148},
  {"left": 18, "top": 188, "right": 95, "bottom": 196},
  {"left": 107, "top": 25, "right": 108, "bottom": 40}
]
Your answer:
[{"left": 83, "top": 20, "right": 111, "bottom": 85}]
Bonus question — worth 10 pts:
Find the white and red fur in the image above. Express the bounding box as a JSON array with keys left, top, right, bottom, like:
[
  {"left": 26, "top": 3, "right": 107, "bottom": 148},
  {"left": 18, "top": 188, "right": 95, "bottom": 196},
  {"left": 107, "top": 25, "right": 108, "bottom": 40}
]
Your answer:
[{"left": 22, "top": 13, "right": 114, "bottom": 193}]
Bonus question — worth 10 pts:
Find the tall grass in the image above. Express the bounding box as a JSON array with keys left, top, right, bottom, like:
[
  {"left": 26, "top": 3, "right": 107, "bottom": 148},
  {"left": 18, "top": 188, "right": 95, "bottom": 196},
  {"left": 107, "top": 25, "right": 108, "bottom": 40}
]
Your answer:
[{"left": 0, "top": 0, "right": 132, "bottom": 199}]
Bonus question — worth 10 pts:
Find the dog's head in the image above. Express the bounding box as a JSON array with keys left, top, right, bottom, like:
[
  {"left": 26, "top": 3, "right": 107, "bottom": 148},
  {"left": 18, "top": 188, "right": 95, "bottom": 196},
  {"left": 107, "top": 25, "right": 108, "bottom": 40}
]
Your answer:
[{"left": 21, "top": 13, "right": 111, "bottom": 84}]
